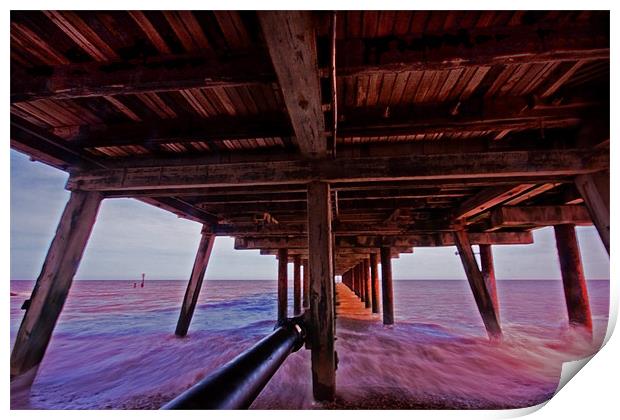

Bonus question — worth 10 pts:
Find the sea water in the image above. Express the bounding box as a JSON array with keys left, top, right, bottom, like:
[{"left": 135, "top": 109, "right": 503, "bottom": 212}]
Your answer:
[{"left": 10, "top": 279, "right": 609, "bottom": 409}]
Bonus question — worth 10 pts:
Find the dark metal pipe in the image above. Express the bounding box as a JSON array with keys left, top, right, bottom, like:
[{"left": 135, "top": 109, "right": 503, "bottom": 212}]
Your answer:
[{"left": 161, "top": 319, "right": 306, "bottom": 410}]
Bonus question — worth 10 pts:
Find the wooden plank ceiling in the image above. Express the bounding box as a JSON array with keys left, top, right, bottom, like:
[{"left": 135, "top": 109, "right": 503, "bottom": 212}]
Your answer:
[{"left": 10, "top": 11, "right": 610, "bottom": 274}]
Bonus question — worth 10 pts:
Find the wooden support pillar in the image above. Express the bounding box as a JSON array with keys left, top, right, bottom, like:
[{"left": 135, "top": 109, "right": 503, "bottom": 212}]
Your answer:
[
  {"left": 307, "top": 182, "right": 336, "bottom": 401},
  {"left": 380, "top": 247, "right": 394, "bottom": 325},
  {"left": 575, "top": 172, "right": 609, "bottom": 254},
  {"left": 554, "top": 224, "right": 593, "bottom": 332},
  {"left": 293, "top": 255, "right": 302, "bottom": 315},
  {"left": 479, "top": 244, "right": 500, "bottom": 321},
  {"left": 11, "top": 191, "right": 103, "bottom": 380},
  {"left": 358, "top": 263, "right": 365, "bottom": 302},
  {"left": 363, "top": 258, "right": 371, "bottom": 308},
  {"left": 370, "top": 253, "right": 380, "bottom": 313},
  {"left": 352, "top": 266, "right": 359, "bottom": 296},
  {"left": 302, "top": 258, "right": 309, "bottom": 308},
  {"left": 453, "top": 229, "right": 502, "bottom": 339},
  {"left": 277, "top": 248, "right": 288, "bottom": 323},
  {"left": 175, "top": 228, "right": 216, "bottom": 337}
]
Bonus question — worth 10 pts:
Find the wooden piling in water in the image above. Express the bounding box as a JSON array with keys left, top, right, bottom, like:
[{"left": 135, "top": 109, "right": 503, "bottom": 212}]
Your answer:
[
  {"left": 453, "top": 229, "right": 502, "bottom": 339},
  {"left": 176, "top": 228, "right": 216, "bottom": 337},
  {"left": 293, "top": 255, "right": 302, "bottom": 315},
  {"left": 307, "top": 182, "right": 336, "bottom": 401},
  {"left": 358, "top": 263, "right": 365, "bottom": 302},
  {"left": 277, "top": 248, "right": 288, "bottom": 323},
  {"left": 363, "top": 258, "right": 371, "bottom": 308},
  {"left": 554, "top": 224, "right": 593, "bottom": 332},
  {"left": 380, "top": 246, "right": 394, "bottom": 325},
  {"left": 479, "top": 244, "right": 500, "bottom": 320},
  {"left": 11, "top": 191, "right": 103, "bottom": 379},
  {"left": 370, "top": 253, "right": 380, "bottom": 313},
  {"left": 302, "top": 258, "right": 309, "bottom": 308}
]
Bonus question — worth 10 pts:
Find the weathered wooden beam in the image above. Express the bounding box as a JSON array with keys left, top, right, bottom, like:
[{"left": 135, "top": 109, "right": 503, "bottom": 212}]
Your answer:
[
  {"left": 479, "top": 244, "right": 500, "bottom": 322},
  {"left": 71, "top": 115, "right": 292, "bottom": 149},
  {"left": 237, "top": 232, "right": 533, "bottom": 250},
  {"left": 11, "top": 191, "right": 103, "bottom": 379},
  {"left": 575, "top": 171, "right": 609, "bottom": 254},
  {"left": 307, "top": 181, "right": 336, "bottom": 401},
  {"left": 59, "top": 97, "right": 600, "bottom": 149},
  {"left": 11, "top": 116, "right": 102, "bottom": 170},
  {"left": 216, "top": 221, "right": 413, "bottom": 237},
  {"left": 380, "top": 247, "right": 394, "bottom": 325},
  {"left": 11, "top": 117, "right": 219, "bottom": 225},
  {"left": 277, "top": 248, "right": 288, "bottom": 323},
  {"left": 554, "top": 224, "right": 593, "bottom": 332},
  {"left": 258, "top": 12, "right": 327, "bottom": 159},
  {"left": 67, "top": 149, "right": 608, "bottom": 192},
  {"left": 340, "top": 97, "right": 598, "bottom": 140},
  {"left": 198, "top": 196, "right": 432, "bottom": 214},
  {"left": 293, "top": 255, "right": 302, "bottom": 315},
  {"left": 144, "top": 196, "right": 219, "bottom": 225},
  {"left": 370, "top": 253, "right": 380, "bottom": 314},
  {"left": 261, "top": 249, "right": 408, "bottom": 260},
  {"left": 340, "top": 232, "right": 534, "bottom": 247},
  {"left": 453, "top": 229, "right": 502, "bottom": 339},
  {"left": 175, "top": 229, "right": 216, "bottom": 337},
  {"left": 489, "top": 205, "right": 592, "bottom": 229},
  {"left": 337, "top": 22, "right": 608, "bottom": 74},
  {"left": 11, "top": 52, "right": 275, "bottom": 102},
  {"left": 502, "top": 183, "right": 562, "bottom": 206},
  {"left": 454, "top": 184, "right": 535, "bottom": 220}
]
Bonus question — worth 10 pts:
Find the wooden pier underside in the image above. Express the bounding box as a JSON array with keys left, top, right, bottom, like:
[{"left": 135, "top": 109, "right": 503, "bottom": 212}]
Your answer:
[{"left": 10, "top": 11, "right": 609, "bottom": 401}]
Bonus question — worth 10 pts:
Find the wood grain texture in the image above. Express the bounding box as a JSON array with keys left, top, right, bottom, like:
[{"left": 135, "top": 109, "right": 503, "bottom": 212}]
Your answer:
[
  {"left": 175, "top": 230, "right": 216, "bottom": 336},
  {"left": 479, "top": 244, "right": 500, "bottom": 322},
  {"left": 258, "top": 12, "right": 327, "bottom": 158},
  {"left": 489, "top": 205, "right": 592, "bottom": 229},
  {"left": 554, "top": 224, "right": 593, "bottom": 332},
  {"left": 453, "top": 229, "right": 502, "bottom": 339},
  {"left": 307, "top": 182, "right": 335, "bottom": 401},
  {"left": 575, "top": 171, "right": 609, "bottom": 254},
  {"left": 11, "top": 53, "right": 274, "bottom": 102},
  {"left": 68, "top": 149, "right": 608, "bottom": 192},
  {"left": 11, "top": 191, "right": 103, "bottom": 378}
]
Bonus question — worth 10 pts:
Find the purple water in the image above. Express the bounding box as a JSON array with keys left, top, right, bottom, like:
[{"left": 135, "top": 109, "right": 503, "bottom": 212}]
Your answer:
[{"left": 10, "top": 279, "right": 609, "bottom": 409}]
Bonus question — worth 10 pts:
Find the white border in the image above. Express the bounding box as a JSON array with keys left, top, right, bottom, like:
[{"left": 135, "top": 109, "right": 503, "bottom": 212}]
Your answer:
[{"left": 3, "top": 2, "right": 617, "bottom": 419}]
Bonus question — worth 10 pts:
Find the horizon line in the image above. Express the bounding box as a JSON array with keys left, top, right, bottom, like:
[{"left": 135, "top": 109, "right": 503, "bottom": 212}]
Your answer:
[{"left": 10, "top": 278, "right": 611, "bottom": 282}]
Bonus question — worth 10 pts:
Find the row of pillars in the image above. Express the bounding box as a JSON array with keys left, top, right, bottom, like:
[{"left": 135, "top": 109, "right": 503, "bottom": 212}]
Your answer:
[
  {"left": 10, "top": 174, "right": 608, "bottom": 403},
  {"left": 277, "top": 251, "right": 309, "bottom": 323},
  {"left": 341, "top": 249, "right": 394, "bottom": 325},
  {"left": 454, "top": 223, "right": 595, "bottom": 340}
]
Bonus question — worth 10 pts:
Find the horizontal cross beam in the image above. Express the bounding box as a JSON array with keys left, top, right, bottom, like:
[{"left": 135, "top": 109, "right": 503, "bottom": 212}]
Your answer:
[
  {"left": 337, "top": 22, "right": 608, "bottom": 75},
  {"left": 67, "top": 149, "right": 607, "bottom": 192},
  {"left": 46, "top": 97, "right": 600, "bottom": 149},
  {"left": 11, "top": 52, "right": 276, "bottom": 103},
  {"left": 489, "top": 205, "right": 592, "bottom": 229},
  {"left": 234, "top": 231, "right": 533, "bottom": 249}
]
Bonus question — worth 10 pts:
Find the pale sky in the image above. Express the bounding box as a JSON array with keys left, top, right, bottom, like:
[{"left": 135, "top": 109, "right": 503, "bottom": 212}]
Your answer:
[{"left": 10, "top": 150, "right": 609, "bottom": 281}]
